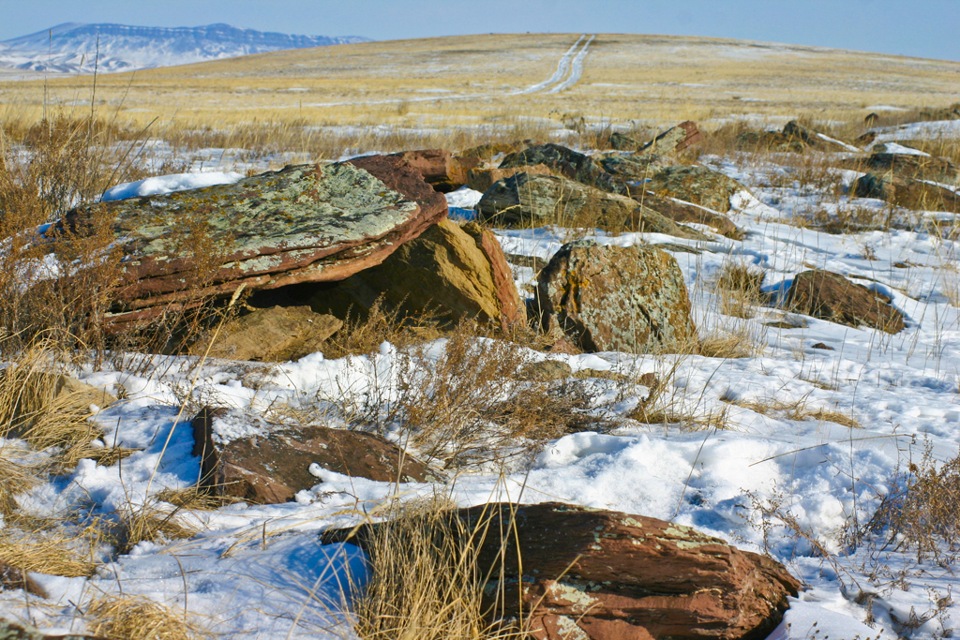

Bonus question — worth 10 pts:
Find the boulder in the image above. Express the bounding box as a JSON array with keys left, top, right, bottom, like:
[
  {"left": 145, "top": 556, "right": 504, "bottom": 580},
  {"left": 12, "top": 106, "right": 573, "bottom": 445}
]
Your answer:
[
  {"left": 853, "top": 172, "right": 960, "bottom": 213},
  {"left": 787, "top": 270, "right": 905, "bottom": 334},
  {"left": 638, "top": 120, "right": 703, "bottom": 154},
  {"left": 607, "top": 131, "right": 643, "bottom": 151},
  {"left": 277, "top": 218, "right": 524, "bottom": 330},
  {"left": 62, "top": 157, "right": 447, "bottom": 330},
  {"left": 189, "top": 305, "right": 342, "bottom": 362},
  {"left": 323, "top": 502, "right": 801, "bottom": 640},
  {"left": 597, "top": 152, "right": 665, "bottom": 182},
  {"left": 536, "top": 242, "right": 697, "bottom": 353},
  {"left": 499, "top": 143, "right": 624, "bottom": 194},
  {"left": 476, "top": 173, "right": 709, "bottom": 240},
  {"left": 638, "top": 164, "right": 747, "bottom": 213},
  {"left": 634, "top": 192, "right": 745, "bottom": 240},
  {"left": 191, "top": 407, "right": 433, "bottom": 504},
  {"left": 391, "top": 149, "right": 480, "bottom": 193},
  {"left": 466, "top": 163, "right": 554, "bottom": 192}
]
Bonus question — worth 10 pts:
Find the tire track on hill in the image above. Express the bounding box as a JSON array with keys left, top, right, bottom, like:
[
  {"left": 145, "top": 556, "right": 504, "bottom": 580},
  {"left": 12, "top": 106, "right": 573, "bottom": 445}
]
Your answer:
[
  {"left": 547, "top": 35, "right": 594, "bottom": 93},
  {"left": 516, "top": 35, "right": 593, "bottom": 95}
]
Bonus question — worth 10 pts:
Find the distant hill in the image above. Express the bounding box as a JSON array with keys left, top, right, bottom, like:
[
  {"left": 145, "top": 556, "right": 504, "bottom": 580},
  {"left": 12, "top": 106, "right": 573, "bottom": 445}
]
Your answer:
[{"left": 0, "top": 22, "right": 370, "bottom": 74}]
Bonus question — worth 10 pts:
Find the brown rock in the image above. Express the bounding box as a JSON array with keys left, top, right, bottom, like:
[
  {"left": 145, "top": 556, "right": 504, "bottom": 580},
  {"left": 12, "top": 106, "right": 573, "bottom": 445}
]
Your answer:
[
  {"left": 191, "top": 407, "right": 433, "bottom": 504},
  {"left": 190, "top": 306, "right": 342, "bottom": 362},
  {"left": 536, "top": 241, "right": 697, "bottom": 353},
  {"left": 787, "top": 270, "right": 905, "bottom": 334},
  {"left": 635, "top": 192, "right": 745, "bottom": 240},
  {"left": 466, "top": 164, "right": 554, "bottom": 192},
  {"left": 63, "top": 158, "right": 447, "bottom": 330},
  {"left": 639, "top": 120, "right": 703, "bottom": 154},
  {"left": 324, "top": 502, "right": 801, "bottom": 640},
  {"left": 392, "top": 149, "right": 480, "bottom": 193},
  {"left": 289, "top": 218, "right": 525, "bottom": 330},
  {"left": 853, "top": 172, "right": 960, "bottom": 212}
]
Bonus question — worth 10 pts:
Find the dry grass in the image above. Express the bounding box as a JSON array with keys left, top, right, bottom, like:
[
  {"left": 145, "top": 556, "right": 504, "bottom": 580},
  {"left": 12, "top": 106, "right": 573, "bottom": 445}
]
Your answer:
[
  {"left": 714, "top": 260, "right": 767, "bottom": 319},
  {"left": 0, "top": 528, "right": 99, "bottom": 578},
  {"left": 350, "top": 495, "right": 525, "bottom": 640},
  {"left": 722, "top": 393, "right": 861, "bottom": 429},
  {"left": 87, "top": 594, "right": 208, "bottom": 640},
  {"left": 628, "top": 360, "right": 729, "bottom": 430},
  {"left": 113, "top": 501, "right": 201, "bottom": 554}
]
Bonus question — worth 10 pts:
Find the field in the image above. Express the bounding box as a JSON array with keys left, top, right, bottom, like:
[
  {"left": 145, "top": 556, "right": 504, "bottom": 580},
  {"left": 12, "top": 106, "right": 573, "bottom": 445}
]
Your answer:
[{"left": 1, "top": 33, "right": 960, "bottom": 639}]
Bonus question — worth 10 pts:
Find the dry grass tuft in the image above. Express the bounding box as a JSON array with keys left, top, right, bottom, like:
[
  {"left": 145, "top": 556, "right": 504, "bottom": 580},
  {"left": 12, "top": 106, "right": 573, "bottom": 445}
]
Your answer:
[
  {"left": 715, "top": 260, "right": 767, "bottom": 319},
  {"left": 351, "top": 495, "right": 524, "bottom": 640},
  {"left": 87, "top": 594, "right": 208, "bottom": 640},
  {"left": 114, "top": 502, "right": 200, "bottom": 554},
  {"left": 322, "top": 298, "right": 443, "bottom": 360},
  {"left": 0, "top": 529, "right": 99, "bottom": 578}
]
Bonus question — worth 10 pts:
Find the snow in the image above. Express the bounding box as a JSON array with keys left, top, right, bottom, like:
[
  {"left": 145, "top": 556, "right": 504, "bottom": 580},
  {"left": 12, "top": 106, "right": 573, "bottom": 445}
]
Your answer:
[
  {"left": 100, "top": 171, "right": 244, "bottom": 201},
  {"left": 5, "top": 123, "right": 960, "bottom": 639}
]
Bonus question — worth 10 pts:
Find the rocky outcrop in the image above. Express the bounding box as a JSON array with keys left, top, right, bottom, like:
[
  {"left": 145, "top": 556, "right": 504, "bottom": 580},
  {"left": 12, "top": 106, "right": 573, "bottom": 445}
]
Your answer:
[
  {"left": 853, "top": 172, "right": 960, "bottom": 212},
  {"left": 536, "top": 242, "right": 697, "bottom": 353},
  {"left": 638, "top": 165, "right": 747, "bottom": 213},
  {"left": 499, "top": 143, "right": 624, "bottom": 194},
  {"left": 189, "top": 306, "right": 342, "bottom": 362},
  {"left": 63, "top": 157, "right": 447, "bottom": 329},
  {"left": 279, "top": 218, "right": 524, "bottom": 330},
  {"left": 476, "top": 173, "right": 708, "bottom": 239},
  {"left": 323, "top": 502, "right": 801, "bottom": 640},
  {"left": 191, "top": 407, "right": 433, "bottom": 504},
  {"left": 787, "top": 270, "right": 905, "bottom": 334},
  {"left": 391, "top": 149, "right": 480, "bottom": 193}
]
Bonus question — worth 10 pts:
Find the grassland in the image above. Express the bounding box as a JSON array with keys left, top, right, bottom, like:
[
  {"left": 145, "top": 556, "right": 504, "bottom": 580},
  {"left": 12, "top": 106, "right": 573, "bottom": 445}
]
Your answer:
[{"left": 1, "top": 33, "right": 958, "bottom": 144}]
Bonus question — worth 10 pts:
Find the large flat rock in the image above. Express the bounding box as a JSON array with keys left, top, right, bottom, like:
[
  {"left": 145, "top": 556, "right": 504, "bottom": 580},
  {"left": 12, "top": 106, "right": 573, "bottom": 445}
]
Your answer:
[{"left": 62, "top": 157, "right": 446, "bottom": 329}]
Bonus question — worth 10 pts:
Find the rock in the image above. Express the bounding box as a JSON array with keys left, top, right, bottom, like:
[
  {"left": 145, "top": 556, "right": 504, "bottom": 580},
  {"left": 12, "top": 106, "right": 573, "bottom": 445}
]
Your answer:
[
  {"left": 275, "top": 218, "right": 524, "bottom": 330},
  {"left": 853, "top": 172, "right": 960, "bottom": 212},
  {"left": 190, "top": 306, "right": 342, "bottom": 362},
  {"left": 737, "top": 120, "right": 854, "bottom": 153},
  {"left": 633, "top": 192, "right": 745, "bottom": 240},
  {"left": 536, "top": 242, "right": 697, "bottom": 353},
  {"left": 499, "top": 143, "right": 624, "bottom": 194},
  {"left": 391, "top": 149, "right": 480, "bottom": 193},
  {"left": 476, "top": 173, "right": 709, "bottom": 240},
  {"left": 323, "top": 502, "right": 801, "bottom": 640},
  {"left": 639, "top": 164, "right": 747, "bottom": 213},
  {"left": 787, "top": 270, "right": 905, "bottom": 334},
  {"left": 465, "top": 164, "right": 554, "bottom": 192},
  {"left": 191, "top": 407, "right": 433, "bottom": 504},
  {"left": 857, "top": 149, "right": 958, "bottom": 186},
  {"left": 63, "top": 157, "right": 447, "bottom": 330},
  {"left": 638, "top": 120, "right": 703, "bottom": 154},
  {"left": 607, "top": 131, "right": 643, "bottom": 150},
  {"left": 596, "top": 152, "right": 665, "bottom": 181}
]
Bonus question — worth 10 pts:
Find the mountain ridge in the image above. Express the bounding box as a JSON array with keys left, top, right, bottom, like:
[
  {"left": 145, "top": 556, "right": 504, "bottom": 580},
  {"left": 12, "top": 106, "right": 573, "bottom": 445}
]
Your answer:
[{"left": 0, "top": 22, "right": 370, "bottom": 74}]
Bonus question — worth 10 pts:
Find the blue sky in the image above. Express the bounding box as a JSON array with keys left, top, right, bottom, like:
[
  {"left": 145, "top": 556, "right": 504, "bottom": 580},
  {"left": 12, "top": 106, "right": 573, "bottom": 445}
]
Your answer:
[{"left": 4, "top": 0, "right": 959, "bottom": 61}]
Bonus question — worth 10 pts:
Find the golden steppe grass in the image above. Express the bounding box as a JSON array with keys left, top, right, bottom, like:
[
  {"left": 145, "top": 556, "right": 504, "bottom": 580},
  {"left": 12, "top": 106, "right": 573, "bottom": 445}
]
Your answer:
[{"left": 1, "top": 33, "right": 958, "bottom": 143}]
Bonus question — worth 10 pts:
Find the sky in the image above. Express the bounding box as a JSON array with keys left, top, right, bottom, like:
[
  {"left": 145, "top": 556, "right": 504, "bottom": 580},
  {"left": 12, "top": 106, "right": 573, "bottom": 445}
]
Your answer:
[{"left": 2, "top": 0, "right": 958, "bottom": 62}]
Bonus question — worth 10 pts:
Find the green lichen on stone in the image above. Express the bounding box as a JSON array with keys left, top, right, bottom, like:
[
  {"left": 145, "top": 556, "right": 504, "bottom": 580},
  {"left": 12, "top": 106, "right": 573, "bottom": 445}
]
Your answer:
[{"left": 545, "top": 581, "right": 601, "bottom": 614}]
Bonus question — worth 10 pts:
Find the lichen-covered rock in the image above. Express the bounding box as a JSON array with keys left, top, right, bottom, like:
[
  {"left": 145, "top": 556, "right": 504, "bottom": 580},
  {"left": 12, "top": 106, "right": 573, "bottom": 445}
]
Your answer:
[
  {"left": 323, "top": 502, "right": 801, "bottom": 640},
  {"left": 641, "top": 165, "right": 747, "bottom": 213},
  {"left": 477, "top": 173, "right": 708, "bottom": 239},
  {"left": 63, "top": 157, "right": 446, "bottom": 329},
  {"left": 499, "top": 143, "right": 624, "bottom": 193},
  {"left": 191, "top": 407, "right": 433, "bottom": 504},
  {"left": 787, "top": 269, "right": 905, "bottom": 334},
  {"left": 853, "top": 172, "right": 960, "bottom": 212},
  {"left": 190, "top": 305, "right": 342, "bottom": 362},
  {"left": 280, "top": 218, "right": 525, "bottom": 330},
  {"left": 536, "top": 242, "right": 697, "bottom": 353}
]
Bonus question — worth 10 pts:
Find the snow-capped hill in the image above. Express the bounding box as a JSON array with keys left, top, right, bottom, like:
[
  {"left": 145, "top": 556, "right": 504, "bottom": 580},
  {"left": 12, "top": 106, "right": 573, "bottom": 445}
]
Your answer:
[{"left": 0, "top": 22, "right": 370, "bottom": 74}]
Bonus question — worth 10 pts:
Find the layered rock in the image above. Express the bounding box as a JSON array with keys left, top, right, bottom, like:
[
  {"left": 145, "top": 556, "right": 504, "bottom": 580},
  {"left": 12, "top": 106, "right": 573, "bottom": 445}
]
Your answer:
[
  {"left": 536, "top": 242, "right": 697, "bottom": 353},
  {"left": 638, "top": 119, "right": 703, "bottom": 154},
  {"left": 391, "top": 149, "right": 480, "bottom": 193},
  {"left": 192, "top": 407, "right": 432, "bottom": 504},
  {"left": 499, "top": 143, "right": 624, "bottom": 194},
  {"left": 787, "top": 270, "right": 905, "bottom": 334},
  {"left": 62, "top": 156, "right": 447, "bottom": 329},
  {"left": 639, "top": 165, "right": 746, "bottom": 213},
  {"left": 476, "top": 172, "right": 708, "bottom": 239},
  {"left": 323, "top": 502, "right": 801, "bottom": 640}
]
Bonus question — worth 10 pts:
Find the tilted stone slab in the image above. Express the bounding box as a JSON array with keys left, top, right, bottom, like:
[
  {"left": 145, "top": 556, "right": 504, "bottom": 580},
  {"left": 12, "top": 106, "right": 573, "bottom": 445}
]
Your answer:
[
  {"left": 322, "top": 502, "right": 801, "bottom": 640},
  {"left": 61, "top": 157, "right": 446, "bottom": 328},
  {"left": 787, "top": 269, "right": 906, "bottom": 334}
]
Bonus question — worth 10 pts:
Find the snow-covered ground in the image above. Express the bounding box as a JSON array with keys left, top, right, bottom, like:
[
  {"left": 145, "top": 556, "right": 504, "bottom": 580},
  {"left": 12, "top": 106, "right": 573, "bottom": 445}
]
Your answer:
[{"left": 3, "top": 126, "right": 960, "bottom": 639}]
